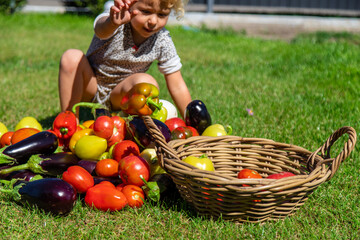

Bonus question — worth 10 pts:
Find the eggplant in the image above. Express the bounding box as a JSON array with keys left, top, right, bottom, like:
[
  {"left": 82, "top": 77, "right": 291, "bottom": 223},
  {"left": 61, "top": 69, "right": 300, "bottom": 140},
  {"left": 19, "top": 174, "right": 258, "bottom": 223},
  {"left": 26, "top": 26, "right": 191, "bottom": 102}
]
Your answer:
[
  {"left": 127, "top": 117, "right": 171, "bottom": 149},
  {"left": 0, "top": 131, "right": 58, "bottom": 165},
  {"left": 0, "top": 178, "right": 77, "bottom": 215},
  {"left": 0, "top": 152, "right": 79, "bottom": 176},
  {"left": 93, "top": 176, "right": 123, "bottom": 186},
  {"left": 77, "top": 159, "right": 98, "bottom": 175},
  {"left": 184, "top": 100, "right": 212, "bottom": 135},
  {"left": 8, "top": 170, "right": 42, "bottom": 181}
]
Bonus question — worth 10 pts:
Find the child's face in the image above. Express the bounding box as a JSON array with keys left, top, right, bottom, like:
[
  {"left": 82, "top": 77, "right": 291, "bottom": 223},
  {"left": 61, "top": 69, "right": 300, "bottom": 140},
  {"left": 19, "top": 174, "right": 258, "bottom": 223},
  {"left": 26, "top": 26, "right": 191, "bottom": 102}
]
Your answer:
[{"left": 130, "top": 0, "right": 171, "bottom": 43}]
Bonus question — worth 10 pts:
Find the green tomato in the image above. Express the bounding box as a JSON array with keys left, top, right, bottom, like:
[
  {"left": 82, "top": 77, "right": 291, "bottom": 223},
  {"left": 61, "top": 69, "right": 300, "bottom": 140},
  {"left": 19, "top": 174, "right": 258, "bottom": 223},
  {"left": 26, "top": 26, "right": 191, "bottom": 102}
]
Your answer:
[
  {"left": 140, "top": 148, "right": 166, "bottom": 177},
  {"left": 75, "top": 135, "right": 107, "bottom": 160},
  {"left": 201, "top": 124, "right": 232, "bottom": 137},
  {"left": 151, "top": 105, "right": 168, "bottom": 122},
  {"left": 183, "top": 155, "right": 215, "bottom": 171},
  {"left": 15, "top": 116, "right": 43, "bottom": 131}
]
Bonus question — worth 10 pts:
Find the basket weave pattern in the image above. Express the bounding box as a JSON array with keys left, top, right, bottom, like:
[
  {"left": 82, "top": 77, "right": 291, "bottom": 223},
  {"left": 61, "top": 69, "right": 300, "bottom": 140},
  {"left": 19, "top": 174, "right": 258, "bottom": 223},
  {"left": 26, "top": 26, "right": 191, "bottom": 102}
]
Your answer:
[{"left": 143, "top": 116, "right": 356, "bottom": 222}]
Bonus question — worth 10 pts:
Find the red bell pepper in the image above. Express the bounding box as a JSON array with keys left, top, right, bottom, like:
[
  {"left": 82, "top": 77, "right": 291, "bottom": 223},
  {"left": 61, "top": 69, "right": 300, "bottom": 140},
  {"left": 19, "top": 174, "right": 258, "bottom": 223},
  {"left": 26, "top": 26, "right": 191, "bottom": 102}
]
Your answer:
[
  {"left": 120, "top": 83, "right": 162, "bottom": 116},
  {"left": 52, "top": 111, "right": 77, "bottom": 140}
]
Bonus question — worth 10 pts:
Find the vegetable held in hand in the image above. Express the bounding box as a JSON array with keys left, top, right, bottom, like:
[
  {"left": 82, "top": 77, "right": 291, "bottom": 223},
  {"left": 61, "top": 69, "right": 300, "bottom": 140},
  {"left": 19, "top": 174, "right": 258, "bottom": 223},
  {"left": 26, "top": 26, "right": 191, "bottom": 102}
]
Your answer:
[
  {"left": 0, "top": 178, "right": 77, "bottom": 215},
  {"left": 52, "top": 111, "right": 77, "bottom": 140},
  {"left": 0, "top": 131, "right": 58, "bottom": 165},
  {"left": 120, "top": 83, "right": 162, "bottom": 116},
  {"left": 0, "top": 152, "right": 79, "bottom": 176}
]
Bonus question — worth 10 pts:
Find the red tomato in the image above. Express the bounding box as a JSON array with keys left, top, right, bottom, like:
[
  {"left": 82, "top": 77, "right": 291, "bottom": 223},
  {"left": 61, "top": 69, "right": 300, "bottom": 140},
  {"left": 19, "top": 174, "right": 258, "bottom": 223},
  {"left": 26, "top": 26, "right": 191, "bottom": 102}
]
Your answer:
[
  {"left": 121, "top": 184, "right": 145, "bottom": 208},
  {"left": 186, "top": 126, "right": 199, "bottom": 136},
  {"left": 95, "top": 158, "right": 119, "bottom": 178},
  {"left": 11, "top": 128, "right": 40, "bottom": 144},
  {"left": 62, "top": 166, "right": 94, "bottom": 193},
  {"left": 111, "top": 116, "right": 126, "bottom": 139},
  {"left": 237, "top": 168, "right": 262, "bottom": 187},
  {"left": 112, "top": 140, "right": 140, "bottom": 162},
  {"left": 84, "top": 183, "right": 128, "bottom": 212},
  {"left": 266, "top": 172, "right": 295, "bottom": 179},
  {"left": 165, "top": 117, "right": 186, "bottom": 132},
  {"left": 171, "top": 126, "right": 193, "bottom": 140},
  {"left": 118, "top": 155, "right": 150, "bottom": 187},
  {"left": 0, "top": 131, "right": 14, "bottom": 147},
  {"left": 93, "top": 116, "right": 114, "bottom": 140}
]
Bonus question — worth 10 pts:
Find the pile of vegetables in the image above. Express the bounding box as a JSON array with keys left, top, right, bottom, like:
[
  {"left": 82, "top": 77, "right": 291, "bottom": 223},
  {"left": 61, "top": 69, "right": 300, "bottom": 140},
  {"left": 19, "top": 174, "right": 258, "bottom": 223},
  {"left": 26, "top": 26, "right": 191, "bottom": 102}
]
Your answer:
[{"left": 0, "top": 83, "right": 233, "bottom": 215}]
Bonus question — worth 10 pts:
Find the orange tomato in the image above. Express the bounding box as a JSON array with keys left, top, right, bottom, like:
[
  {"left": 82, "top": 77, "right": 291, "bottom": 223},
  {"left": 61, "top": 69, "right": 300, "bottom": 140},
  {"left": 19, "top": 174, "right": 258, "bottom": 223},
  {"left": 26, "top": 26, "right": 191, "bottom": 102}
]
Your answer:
[
  {"left": 237, "top": 168, "right": 262, "bottom": 187},
  {"left": 0, "top": 131, "right": 14, "bottom": 147},
  {"left": 121, "top": 184, "right": 145, "bottom": 208},
  {"left": 11, "top": 128, "right": 40, "bottom": 145},
  {"left": 95, "top": 158, "right": 119, "bottom": 177}
]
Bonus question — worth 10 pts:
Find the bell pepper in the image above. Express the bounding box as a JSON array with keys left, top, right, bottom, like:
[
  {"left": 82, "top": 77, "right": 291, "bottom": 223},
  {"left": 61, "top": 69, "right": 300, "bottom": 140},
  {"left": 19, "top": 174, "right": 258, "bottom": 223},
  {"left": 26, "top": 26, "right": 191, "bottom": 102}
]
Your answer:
[
  {"left": 52, "top": 111, "right": 77, "bottom": 140},
  {"left": 120, "top": 83, "right": 162, "bottom": 116}
]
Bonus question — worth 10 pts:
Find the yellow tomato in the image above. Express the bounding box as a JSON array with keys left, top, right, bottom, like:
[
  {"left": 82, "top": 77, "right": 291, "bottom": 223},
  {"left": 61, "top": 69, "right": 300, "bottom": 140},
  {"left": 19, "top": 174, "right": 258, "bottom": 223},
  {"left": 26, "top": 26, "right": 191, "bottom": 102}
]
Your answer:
[
  {"left": 81, "top": 120, "right": 94, "bottom": 129},
  {"left": 74, "top": 135, "right": 107, "bottom": 160},
  {"left": 0, "top": 122, "right": 8, "bottom": 139},
  {"left": 69, "top": 128, "right": 94, "bottom": 153},
  {"left": 183, "top": 155, "right": 215, "bottom": 171},
  {"left": 15, "top": 116, "right": 43, "bottom": 131}
]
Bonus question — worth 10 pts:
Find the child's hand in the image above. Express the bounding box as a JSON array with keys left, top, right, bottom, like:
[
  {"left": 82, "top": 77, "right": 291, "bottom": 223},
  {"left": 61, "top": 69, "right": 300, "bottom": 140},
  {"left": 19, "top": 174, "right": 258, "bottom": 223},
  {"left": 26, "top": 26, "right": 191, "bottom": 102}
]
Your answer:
[{"left": 110, "top": 0, "right": 139, "bottom": 26}]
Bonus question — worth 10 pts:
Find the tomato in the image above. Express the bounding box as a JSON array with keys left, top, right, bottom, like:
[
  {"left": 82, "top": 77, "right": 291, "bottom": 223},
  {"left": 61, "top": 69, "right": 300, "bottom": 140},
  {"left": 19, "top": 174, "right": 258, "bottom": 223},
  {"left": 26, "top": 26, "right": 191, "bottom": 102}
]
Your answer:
[
  {"left": 186, "top": 126, "right": 199, "bottom": 136},
  {"left": 0, "top": 131, "right": 13, "bottom": 147},
  {"left": 121, "top": 184, "right": 145, "bottom": 208},
  {"left": 108, "top": 115, "right": 126, "bottom": 145},
  {"left": 93, "top": 116, "right": 114, "bottom": 140},
  {"left": 112, "top": 140, "right": 140, "bottom": 162},
  {"left": 15, "top": 116, "right": 43, "bottom": 131},
  {"left": 62, "top": 166, "right": 94, "bottom": 193},
  {"left": 164, "top": 117, "right": 186, "bottom": 132},
  {"left": 0, "top": 122, "right": 8, "bottom": 139},
  {"left": 82, "top": 120, "right": 94, "bottom": 129},
  {"left": 140, "top": 148, "right": 166, "bottom": 177},
  {"left": 118, "top": 155, "right": 150, "bottom": 187},
  {"left": 69, "top": 128, "right": 94, "bottom": 153},
  {"left": 84, "top": 183, "right": 128, "bottom": 212},
  {"left": 183, "top": 155, "right": 215, "bottom": 171},
  {"left": 95, "top": 158, "right": 119, "bottom": 177},
  {"left": 171, "top": 126, "right": 193, "bottom": 140},
  {"left": 238, "top": 169, "right": 262, "bottom": 179},
  {"left": 266, "top": 172, "right": 295, "bottom": 179},
  {"left": 151, "top": 105, "right": 168, "bottom": 122},
  {"left": 11, "top": 128, "right": 40, "bottom": 145},
  {"left": 202, "top": 124, "right": 231, "bottom": 137},
  {"left": 74, "top": 135, "right": 108, "bottom": 160}
]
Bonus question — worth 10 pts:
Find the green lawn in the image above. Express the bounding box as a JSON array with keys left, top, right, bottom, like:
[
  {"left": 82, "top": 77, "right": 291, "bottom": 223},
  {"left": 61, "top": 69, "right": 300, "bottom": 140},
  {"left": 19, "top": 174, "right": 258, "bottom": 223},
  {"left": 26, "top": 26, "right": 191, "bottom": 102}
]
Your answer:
[{"left": 0, "top": 13, "right": 359, "bottom": 239}]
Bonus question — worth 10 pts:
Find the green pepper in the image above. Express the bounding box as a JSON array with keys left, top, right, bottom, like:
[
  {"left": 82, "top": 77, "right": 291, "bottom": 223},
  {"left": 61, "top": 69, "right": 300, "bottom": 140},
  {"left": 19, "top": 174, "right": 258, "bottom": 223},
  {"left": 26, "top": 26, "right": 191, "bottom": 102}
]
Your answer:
[{"left": 120, "top": 83, "right": 162, "bottom": 116}]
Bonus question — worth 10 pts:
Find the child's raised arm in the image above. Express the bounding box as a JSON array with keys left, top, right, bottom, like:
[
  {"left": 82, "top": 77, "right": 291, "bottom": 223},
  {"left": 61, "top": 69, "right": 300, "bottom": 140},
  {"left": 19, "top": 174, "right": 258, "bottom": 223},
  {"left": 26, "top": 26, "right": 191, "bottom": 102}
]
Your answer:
[{"left": 94, "top": 0, "right": 139, "bottom": 39}]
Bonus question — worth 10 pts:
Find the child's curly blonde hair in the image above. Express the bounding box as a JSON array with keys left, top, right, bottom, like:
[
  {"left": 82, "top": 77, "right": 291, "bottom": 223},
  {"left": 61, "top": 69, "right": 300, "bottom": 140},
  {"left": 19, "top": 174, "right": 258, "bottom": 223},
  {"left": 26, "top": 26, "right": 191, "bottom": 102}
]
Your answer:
[{"left": 162, "top": 0, "right": 189, "bottom": 19}]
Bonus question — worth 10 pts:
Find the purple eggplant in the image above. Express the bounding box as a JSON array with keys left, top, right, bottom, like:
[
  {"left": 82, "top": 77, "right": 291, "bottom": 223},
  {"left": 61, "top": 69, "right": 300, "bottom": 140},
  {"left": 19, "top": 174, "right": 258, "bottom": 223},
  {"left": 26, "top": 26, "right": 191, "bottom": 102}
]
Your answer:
[
  {"left": 77, "top": 159, "right": 98, "bottom": 175},
  {"left": 0, "top": 152, "right": 79, "bottom": 176},
  {"left": 0, "top": 131, "right": 58, "bottom": 165},
  {"left": 0, "top": 178, "right": 77, "bottom": 215},
  {"left": 9, "top": 170, "right": 42, "bottom": 181},
  {"left": 184, "top": 100, "right": 212, "bottom": 135},
  {"left": 127, "top": 117, "right": 171, "bottom": 149}
]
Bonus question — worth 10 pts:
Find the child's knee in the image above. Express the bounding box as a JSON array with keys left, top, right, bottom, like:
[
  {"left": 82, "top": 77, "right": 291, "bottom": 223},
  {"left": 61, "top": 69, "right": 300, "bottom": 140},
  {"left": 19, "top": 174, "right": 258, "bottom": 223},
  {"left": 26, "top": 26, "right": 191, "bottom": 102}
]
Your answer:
[
  {"left": 132, "top": 73, "right": 159, "bottom": 88},
  {"left": 60, "top": 49, "right": 84, "bottom": 71}
]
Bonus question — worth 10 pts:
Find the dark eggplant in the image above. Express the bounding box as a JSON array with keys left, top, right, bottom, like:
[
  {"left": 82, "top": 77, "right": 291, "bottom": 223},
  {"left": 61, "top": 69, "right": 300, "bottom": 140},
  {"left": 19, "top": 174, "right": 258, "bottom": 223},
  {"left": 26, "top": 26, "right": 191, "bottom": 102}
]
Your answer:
[
  {"left": 0, "top": 152, "right": 79, "bottom": 176},
  {"left": 77, "top": 159, "right": 98, "bottom": 175},
  {"left": 127, "top": 117, "right": 171, "bottom": 149},
  {"left": 0, "top": 131, "right": 58, "bottom": 165},
  {"left": 8, "top": 170, "right": 42, "bottom": 181},
  {"left": 184, "top": 100, "right": 212, "bottom": 135},
  {"left": 93, "top": 176, "right": 123, "bottom": 186},
  {"left": 0, "top": 178, "right": 77, "bottom": 215}
]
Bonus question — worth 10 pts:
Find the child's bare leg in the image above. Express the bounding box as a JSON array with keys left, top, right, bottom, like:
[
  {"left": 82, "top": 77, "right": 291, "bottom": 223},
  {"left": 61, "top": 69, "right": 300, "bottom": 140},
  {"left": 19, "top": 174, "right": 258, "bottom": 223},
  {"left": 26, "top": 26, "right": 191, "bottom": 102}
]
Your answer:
[
  {"left": 110, "top": 73, "right": 159, "bottom": 110},
  {"left": 58, "top": 49, "right": 98, "bottom": 114}
]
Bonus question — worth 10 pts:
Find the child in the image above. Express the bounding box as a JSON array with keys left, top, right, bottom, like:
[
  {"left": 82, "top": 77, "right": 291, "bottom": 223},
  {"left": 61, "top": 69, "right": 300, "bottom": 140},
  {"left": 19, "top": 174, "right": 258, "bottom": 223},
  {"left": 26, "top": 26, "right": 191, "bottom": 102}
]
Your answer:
[{"left": 58, "top": 0, "right": 191, "bottom": 118}]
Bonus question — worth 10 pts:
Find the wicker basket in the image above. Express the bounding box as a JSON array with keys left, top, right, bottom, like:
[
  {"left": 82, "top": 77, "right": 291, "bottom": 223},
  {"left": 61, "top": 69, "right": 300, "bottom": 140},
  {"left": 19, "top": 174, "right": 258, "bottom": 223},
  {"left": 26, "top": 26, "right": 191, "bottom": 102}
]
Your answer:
[{"left": 142, "top": 116, "right": 357, "bottom": 223}]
